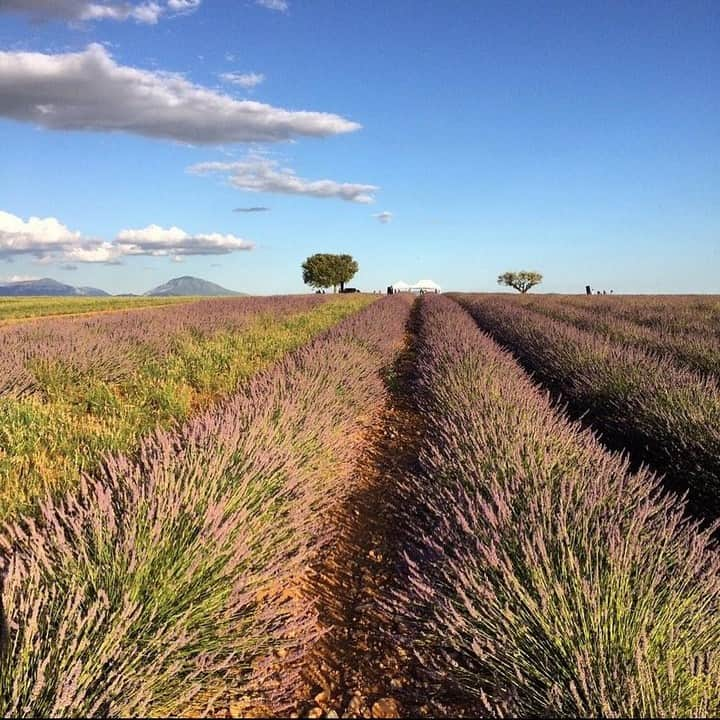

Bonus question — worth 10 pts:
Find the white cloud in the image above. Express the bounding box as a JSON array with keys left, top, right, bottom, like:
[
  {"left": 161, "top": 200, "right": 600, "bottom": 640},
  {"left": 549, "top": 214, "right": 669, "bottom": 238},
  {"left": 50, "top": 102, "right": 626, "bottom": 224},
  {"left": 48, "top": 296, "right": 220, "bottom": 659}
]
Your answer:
[
  {"left": 63, "top": 242, "right": 122, "bottom": 264},
  {"left": 0, "top": 209, "right": 82, "bottom": 257},
  {"left": 373, "top": 211, "right": 393, "bottom": 224},
  {"left": 1, "top": 274, "right": 41, "bottom": 283},
  {"left": 0, "top": 1, "right": 195, "bottom": 24},
  {"left": 189, "top": 156, "right": 378, "bottom": 204},
  {"left": 256, "top": 0, "right": 288, "bottom": 11},
  {"left": 0, "top": 210, "right": 254, "bottom": 264},
  {"left": 166, "top": 0, "right": 200, "bottom": 11},
  {"left": 115, "top": 224, "right": 254, "bottom": 257},
  {"left": 0, "top": 44, "right": 360, "bottom": 144},
  {"left": 220, "top": 71, "right": 265, "bottom": 89},
  {"left": 128, "top": 2, "right": 163, "bottom": 22}
]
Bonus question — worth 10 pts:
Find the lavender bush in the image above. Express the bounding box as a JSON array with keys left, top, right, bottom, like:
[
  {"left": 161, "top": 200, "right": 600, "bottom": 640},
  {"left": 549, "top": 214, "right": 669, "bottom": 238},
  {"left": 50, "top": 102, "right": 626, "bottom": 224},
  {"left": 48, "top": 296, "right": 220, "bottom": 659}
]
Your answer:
[
  {"left": 554, "top": 294, "right": 720, "bottom": 339},
  {"left": 455, "top": 293, "right": 720, "bottom": 520},
  {"left": 392, "top": 295, "right": 720, "bottom": 716},
  {"left": 513, "top": 294, "right": 720, "bottom": 380},
  {"left": 0, "top": 295, "right": 412, "bottom": 717},
  {"left": 0, "top": 295, "right": 329, "bottom": 399},
  {"left": 0, "top": 294, "right": 372, "bottom": 525}
]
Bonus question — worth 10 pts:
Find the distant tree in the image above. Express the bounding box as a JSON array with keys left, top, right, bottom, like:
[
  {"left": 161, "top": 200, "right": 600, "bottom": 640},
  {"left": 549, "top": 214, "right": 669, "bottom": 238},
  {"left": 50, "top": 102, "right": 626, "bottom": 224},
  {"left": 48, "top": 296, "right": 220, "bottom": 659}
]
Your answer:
[
  {"left": 497, "top": 270, "right": 543, "bottom": 294},
  {"left": 302, "top": 254, "right": 335, "bottom": 292},
  {"left": 302, "top": 253, "right": 358, "bottom": 293}
]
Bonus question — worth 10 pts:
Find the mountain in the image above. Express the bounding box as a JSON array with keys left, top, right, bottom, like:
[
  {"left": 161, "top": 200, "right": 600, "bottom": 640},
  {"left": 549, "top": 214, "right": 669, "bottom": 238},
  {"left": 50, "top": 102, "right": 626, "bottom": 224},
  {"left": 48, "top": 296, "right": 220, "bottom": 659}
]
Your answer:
[
  {"left": 145, "top": 276, "right": 243, "bottom": 297},
  {"left": 0, "top": 275, "right": 241, "bottom": 298},
  {"left": 0, "top": 278, "right": 109, "bottom": 296},
  {"left": 77, "top": 286, "right": 110, "bottom": 296}
]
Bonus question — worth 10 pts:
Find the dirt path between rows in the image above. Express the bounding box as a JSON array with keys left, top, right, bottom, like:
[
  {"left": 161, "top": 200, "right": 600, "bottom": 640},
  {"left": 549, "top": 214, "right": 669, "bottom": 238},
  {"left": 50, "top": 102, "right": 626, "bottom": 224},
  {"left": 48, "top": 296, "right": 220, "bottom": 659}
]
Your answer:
[
  {"left": 289, "top": 323, "right": 428, "bottom": 719},
  {"left": 290, "top": 302, "right": 476, "bottom": 719}
]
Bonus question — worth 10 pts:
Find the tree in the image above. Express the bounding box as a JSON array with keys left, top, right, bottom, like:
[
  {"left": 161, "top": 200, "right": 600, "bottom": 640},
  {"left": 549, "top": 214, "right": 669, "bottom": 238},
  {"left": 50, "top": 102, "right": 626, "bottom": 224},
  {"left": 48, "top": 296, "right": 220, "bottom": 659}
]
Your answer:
[
  {"left": 497, "top": 270, "right": 543, "bottom": 293},
  {"left": 302, "top": 253, "right": 358, "bottom": 293}
]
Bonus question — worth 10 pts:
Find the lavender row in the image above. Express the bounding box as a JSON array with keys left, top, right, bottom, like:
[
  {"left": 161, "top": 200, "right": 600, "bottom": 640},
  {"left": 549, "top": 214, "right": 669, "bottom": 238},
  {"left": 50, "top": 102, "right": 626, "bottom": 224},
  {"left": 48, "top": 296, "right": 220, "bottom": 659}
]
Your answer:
[
  {"left": 515, "top": 295, "right": 720, "bottom": 380},
  {"left": 551, "top": 294, "right": 720, "bottom": 338},
  {"left": 391, "top": 295, "right": 720, "bottom": 716},
  {"left": 0, "top": 295, "right": 328, "bottom": 399},
  {"left": 455, "top": 294, "right": 720, "bottom": 520},
  {"left": 0, "top": 295, "right": 412, "bottom": 717}
]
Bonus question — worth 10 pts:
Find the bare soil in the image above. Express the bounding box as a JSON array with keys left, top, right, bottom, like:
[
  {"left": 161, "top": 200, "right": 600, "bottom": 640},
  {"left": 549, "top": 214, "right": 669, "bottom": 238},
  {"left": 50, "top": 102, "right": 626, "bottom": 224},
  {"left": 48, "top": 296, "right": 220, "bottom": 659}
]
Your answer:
[{"left": 290, "top": 332, "right": 429, "bottom": 719}]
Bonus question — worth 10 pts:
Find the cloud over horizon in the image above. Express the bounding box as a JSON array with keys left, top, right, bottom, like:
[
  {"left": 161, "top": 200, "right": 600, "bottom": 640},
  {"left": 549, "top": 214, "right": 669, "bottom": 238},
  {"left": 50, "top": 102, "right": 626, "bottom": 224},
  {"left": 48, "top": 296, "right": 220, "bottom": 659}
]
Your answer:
[
  {"left": 0, "top": 210, "right": 254, "bottom": 265},
  {"left": 114, "top": 224, "right": 254, "bottom": 258},
  {"left": 0, "top": 0, "right": 201, "bottom": 24},
  {"left": 0, "top": 274, "right": 42, "bottom": 283},
  {"left": 190, "top": 155, "right": 378, "bottom": 203},
  {"left": 0, "top": 44, "right": 361, "bottom": 144},
  {"left": 0, "top": 209, "right": 83, "bottom": 258}
]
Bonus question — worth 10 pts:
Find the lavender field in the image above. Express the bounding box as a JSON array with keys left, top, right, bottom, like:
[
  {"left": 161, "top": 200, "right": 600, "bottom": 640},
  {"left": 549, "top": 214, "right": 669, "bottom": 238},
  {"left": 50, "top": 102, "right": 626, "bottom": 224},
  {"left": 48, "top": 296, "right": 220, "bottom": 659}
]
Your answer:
[{"left": 1, "top": 293, "right": 719, "bottom": 718}]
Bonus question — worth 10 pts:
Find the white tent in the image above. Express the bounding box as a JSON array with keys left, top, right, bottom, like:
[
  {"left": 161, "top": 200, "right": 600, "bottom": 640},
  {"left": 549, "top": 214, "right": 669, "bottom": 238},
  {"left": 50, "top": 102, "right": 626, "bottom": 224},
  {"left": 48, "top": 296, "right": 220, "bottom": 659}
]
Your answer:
[
  {"left": 390, "top": 279, "right": 441, "bottom": 293},
  {"left": 411, "top": 279, "right": 442, "bottom": 293}
]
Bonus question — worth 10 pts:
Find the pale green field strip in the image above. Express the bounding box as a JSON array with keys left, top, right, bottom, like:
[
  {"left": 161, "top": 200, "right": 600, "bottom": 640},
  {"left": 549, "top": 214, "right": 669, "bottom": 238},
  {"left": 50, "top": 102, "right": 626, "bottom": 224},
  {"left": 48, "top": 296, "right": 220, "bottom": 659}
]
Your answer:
[
  {"left": 0, "top": 294, "right": 375, "bottom": 522},
  {"left": 0, "top": 295, "right": 195, "bottom": 323}
]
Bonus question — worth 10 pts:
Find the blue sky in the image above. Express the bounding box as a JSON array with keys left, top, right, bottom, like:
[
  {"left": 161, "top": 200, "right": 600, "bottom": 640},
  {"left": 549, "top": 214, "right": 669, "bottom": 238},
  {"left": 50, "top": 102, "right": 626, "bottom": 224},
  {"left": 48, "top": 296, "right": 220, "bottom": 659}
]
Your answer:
[{"left": 0, "top": 0, "right": 718, "bottom": 294}]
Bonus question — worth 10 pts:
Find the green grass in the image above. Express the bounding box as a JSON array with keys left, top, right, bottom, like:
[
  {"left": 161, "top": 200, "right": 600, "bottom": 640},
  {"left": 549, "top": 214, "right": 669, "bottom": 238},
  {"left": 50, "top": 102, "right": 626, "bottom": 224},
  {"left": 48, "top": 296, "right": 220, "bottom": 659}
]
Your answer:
[
  {"left": 0, "top": 295, "right": 194, "bottom": 322},
  {"left": 0, "top": 295, "right": 374, "bottom": 522}
]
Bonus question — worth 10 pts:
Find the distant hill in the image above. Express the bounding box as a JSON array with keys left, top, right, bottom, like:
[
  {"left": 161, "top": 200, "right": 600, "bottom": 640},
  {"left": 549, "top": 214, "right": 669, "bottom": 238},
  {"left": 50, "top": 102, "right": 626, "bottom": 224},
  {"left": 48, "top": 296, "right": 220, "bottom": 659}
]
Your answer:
[
  {"left": 0, "top": 275, "right": 242, "bottom": 298},
  {"left": 0, "top": 278, "right": 109, "bottom": 297},
  {"left": 145, "top": 276, "right": 243, "bottom": 297},
  {"left": 76, "top": 286, "right": 110, "bottom": 297}
]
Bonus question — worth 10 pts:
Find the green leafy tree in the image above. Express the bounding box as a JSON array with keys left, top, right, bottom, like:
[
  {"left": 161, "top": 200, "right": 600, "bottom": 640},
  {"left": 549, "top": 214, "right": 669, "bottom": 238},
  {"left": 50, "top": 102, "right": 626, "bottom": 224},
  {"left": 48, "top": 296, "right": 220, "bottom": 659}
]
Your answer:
[
  {"left": 302, "top": 253, "right": 359, "bottom": 292},
  {"left": 497, "top": 270, "right": 543, "bottom": 294}
]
